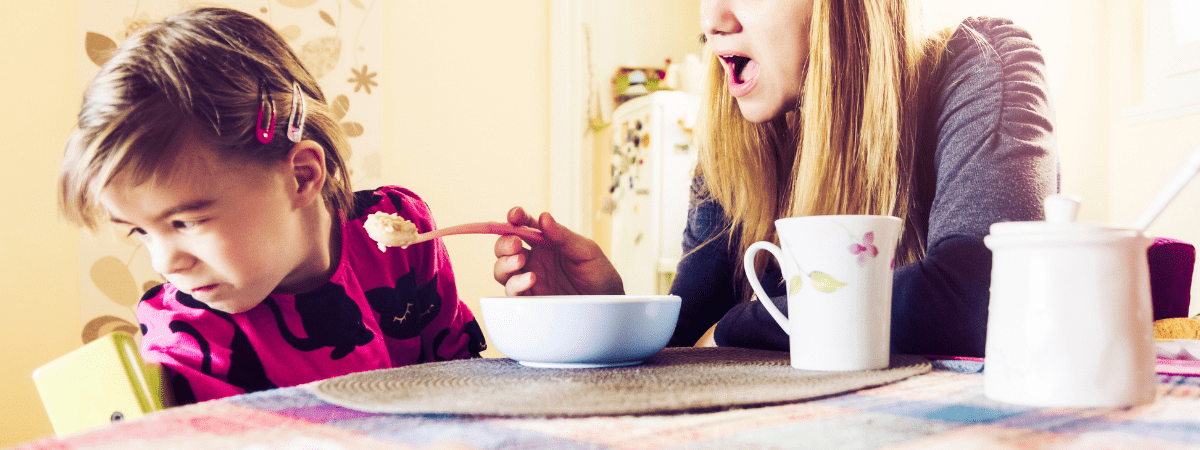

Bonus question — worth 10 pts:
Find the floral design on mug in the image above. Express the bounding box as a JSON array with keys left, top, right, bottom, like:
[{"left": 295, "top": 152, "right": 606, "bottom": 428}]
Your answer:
[
  {"left": 780, "top": 221, "right": 894, "bottom": 295},
  {"left": 781, "top": 236, "right": 848, "bottom": 295},
  {"left": 788, "top": 272, "right": 847, "bottom": 295},
  {"left": 848, "top": 231, "right": 879, "bottom": 266}
]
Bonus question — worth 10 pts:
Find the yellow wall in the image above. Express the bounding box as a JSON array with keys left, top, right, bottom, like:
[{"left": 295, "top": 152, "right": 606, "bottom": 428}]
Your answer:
[
  {"left": 1, "top": 0, "right": 550, "bottom": 445},
  {"left": 379, "top": 0, "right": 550, "bottom": 357},
  {"left": 1103, "top": 1, "right": 1200, "bottom": 316},
  {"left": 0, "top": 2, "right": 84, "bottom": 445}
]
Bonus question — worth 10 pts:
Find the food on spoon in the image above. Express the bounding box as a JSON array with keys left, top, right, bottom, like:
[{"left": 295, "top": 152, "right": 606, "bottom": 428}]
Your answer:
[
  {"left": 364, "top": 212, "right": 419, "bottom": 252},
  {"left": 1153, "top": 317, "right": 1200, "bottom": 340}
]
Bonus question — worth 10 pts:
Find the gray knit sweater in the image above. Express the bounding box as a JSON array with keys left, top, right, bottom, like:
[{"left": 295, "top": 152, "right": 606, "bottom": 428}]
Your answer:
[{"left": 666, "top": 17, "right": 1058, "bottom": 357}]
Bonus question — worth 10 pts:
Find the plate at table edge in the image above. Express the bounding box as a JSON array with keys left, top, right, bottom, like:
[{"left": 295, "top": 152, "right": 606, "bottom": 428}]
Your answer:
[{"left": 1156, "top": 338, "right": 1200, "bottom": 360}]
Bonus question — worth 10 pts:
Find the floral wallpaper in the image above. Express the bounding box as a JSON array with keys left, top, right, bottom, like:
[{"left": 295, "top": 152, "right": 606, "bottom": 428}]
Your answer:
[{"left": 77, "top": 0, "right": 381, "bottom": 344}]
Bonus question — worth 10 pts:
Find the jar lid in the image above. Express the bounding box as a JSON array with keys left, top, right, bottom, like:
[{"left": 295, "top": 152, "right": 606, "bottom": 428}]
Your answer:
[{"left": 985, "top": 195, "right": 1146, "bottom": 247}]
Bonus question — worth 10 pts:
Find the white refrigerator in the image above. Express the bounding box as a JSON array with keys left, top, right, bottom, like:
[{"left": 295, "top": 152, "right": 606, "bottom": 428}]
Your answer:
[{"left": 607, "top": 91, "right": 700, "bottom": 295}]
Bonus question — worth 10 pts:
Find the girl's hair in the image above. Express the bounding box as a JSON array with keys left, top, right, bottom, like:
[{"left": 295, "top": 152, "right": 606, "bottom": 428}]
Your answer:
[
  {"left": 695, "top": 0, "right": 950, "bottom": 300},
  {"left": 59, "top": 7, "right": 353, "bottom": 229}
]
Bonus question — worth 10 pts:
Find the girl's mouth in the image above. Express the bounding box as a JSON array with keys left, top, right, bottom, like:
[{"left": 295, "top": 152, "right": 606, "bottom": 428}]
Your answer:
[
  {"left": 720, "top": 55, "right": 759, "bottom": 95},
  {"left": 190, "top": 284, "right": 216, "bottom": 294}
]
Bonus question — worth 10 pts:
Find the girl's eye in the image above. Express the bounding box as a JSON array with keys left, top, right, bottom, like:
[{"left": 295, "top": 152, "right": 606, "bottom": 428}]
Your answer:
[
  {"left": 172, "top": 219, "right": 205, "bottom": 230},
  {"left": 126, "top": 227, "right": 150, "bottom": 242}
]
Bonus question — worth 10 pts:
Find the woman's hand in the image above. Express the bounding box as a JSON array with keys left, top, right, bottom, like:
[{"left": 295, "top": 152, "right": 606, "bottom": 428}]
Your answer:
[{"left": 493, "top": 206, "right": 624, "bottom": 296}]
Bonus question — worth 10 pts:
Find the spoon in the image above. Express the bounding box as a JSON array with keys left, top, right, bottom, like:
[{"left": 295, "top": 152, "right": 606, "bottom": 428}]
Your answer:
[
  {"left": 415, "top": 221, "right": 546, "bottom": 246},
  {"left": 366, "top": 213, "right": 546, "bottom": 252},
  {"left": 1133, "top": 144, "right": 1200, "bottom": 232}
]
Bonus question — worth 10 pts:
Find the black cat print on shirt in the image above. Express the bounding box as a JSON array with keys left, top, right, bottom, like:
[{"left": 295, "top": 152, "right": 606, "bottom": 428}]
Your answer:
[
  {"left": 265, "top": 282, "right": 376, "bottom": 360},
  {"left": 172, "top": 290, "right": 277, "bottom": 397},
  {"left": 365, "top": 271, "right": 444, "bottom": 341}
]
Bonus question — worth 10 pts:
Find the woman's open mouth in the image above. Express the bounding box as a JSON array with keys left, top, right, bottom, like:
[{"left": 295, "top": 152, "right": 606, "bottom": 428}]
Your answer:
[{"left": 720, "top": 54, "right": 759, "bottom": 96}]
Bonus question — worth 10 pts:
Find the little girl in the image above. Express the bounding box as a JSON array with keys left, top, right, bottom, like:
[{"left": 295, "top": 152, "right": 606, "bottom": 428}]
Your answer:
[{"left": 58, "top": 7, "right": 484, "bottom": 404}]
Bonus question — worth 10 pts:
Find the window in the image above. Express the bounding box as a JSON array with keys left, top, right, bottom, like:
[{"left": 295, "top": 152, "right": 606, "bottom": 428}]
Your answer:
[{"left": 1127, "top": 0, "right": 1200, "bottom": 123}]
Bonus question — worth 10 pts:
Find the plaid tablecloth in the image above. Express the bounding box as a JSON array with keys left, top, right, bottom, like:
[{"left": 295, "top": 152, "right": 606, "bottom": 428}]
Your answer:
[{"left": 16, "top": 358, "right": 1200, "bottom": 450}]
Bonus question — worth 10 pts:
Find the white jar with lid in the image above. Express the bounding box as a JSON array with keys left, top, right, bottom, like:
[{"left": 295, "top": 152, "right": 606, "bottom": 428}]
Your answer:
[{"left": 983, "top": 195, "right": 1156, "bottom": 407}]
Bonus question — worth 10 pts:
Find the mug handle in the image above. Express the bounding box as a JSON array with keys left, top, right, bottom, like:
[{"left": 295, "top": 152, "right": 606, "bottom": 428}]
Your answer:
[{"left": 743, "top": 241, "right": 790, "bottom": 335}]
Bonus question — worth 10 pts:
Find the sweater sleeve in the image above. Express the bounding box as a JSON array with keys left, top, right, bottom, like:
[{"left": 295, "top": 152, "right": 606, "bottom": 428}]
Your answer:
[
  {"left": 666, "top": 175, "right": 740, "bottom": 347},
  {"left": 890, "top": 17, "right": 1057, "bottom": 357},
  {"left": 714, "top": 18, "right": 1058, "bottom": 357},
  {"left": 923, "top": 17, "right": 1057, "bottom": 244}
]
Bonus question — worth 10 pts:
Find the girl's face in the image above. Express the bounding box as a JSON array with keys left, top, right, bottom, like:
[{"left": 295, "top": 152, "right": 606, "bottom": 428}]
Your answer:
[
  {"left": 702, "top": 0, "right": 815, "bottom": 123},
  {"left": 99, "top": 132, "right": 321, "bottom": 314}
]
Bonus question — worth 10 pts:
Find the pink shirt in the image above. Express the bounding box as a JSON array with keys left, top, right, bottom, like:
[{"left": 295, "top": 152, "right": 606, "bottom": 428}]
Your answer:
[{"left": 137, "top": 186, "right": 483, "bottom": 403}]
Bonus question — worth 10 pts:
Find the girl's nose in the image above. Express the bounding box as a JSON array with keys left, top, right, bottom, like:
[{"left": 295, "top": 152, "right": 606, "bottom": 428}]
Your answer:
[
  {"left": 147, "top": 238, "right": 197, "bottom": 276},
  {"left": 701, "top": 0, "right": 740, "bottom": 36}
]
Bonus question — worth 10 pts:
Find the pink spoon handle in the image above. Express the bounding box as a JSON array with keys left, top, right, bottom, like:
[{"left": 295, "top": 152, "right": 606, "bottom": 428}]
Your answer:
[{"left": 418, "top": 222, "right": 546, "bottom": 245}]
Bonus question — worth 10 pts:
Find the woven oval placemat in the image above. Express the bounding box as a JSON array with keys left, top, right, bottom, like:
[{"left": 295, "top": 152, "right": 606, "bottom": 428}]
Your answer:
[{"left": 306, "top": 347, "right": 930, "bottom": 416}]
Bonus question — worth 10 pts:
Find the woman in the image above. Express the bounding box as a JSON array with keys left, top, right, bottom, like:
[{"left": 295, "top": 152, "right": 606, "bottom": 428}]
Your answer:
[{"left": 493, "top": 0, "right": 1056, "bottom": 357}]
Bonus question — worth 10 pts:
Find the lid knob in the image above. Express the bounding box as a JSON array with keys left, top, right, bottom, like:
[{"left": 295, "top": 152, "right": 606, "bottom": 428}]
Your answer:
[{"left": 1044, "top": 195, "right": 1081, "bottom": 224}]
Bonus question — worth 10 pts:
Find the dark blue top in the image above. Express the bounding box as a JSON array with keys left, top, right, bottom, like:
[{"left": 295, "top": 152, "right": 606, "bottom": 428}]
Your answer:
[{"left": 666, "top": 18, "right": 1058, "bottom": 357}]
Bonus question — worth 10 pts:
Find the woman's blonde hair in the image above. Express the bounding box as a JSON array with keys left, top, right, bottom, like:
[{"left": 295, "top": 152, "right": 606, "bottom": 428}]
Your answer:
[
  {"left": 59, "top": 7, "right": 353, "bottom": 229},
  {"left": 696, "top": 0, "right": 950, "bottom": 300}
]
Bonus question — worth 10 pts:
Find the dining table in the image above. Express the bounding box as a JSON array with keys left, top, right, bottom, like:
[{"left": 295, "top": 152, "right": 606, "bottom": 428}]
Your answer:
[{"left": 13, "top": 347, "right": 1200, "bottom": 450}]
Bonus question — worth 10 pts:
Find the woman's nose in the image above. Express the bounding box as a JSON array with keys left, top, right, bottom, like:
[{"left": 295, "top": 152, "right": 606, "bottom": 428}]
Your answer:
[
  {"left": 701, "top": 0, "right": 740, "bottom": 36},
  {"left": 147, "top": 238, "right": 196, "bottom": 275}
]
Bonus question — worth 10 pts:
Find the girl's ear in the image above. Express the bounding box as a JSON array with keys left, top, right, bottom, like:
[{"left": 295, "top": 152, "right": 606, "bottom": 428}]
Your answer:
[{"left": 285, "top": 140, "right": 327, "bottom": 208}]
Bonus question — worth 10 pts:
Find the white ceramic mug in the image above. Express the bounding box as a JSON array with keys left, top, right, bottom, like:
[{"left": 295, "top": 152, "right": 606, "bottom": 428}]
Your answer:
[{"left": 744, "top": 215, "right": 902, "bottom": 371}]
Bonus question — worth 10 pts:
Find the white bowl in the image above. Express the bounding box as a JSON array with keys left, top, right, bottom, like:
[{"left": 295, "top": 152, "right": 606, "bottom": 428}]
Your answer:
[{"left": 479, "top": 295, "right": 681, "bottom": 368}]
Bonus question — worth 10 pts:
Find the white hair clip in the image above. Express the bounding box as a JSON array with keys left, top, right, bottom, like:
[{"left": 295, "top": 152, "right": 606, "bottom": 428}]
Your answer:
[{"left": 287, "top": 81, "right": 307, "bottom": 143}]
